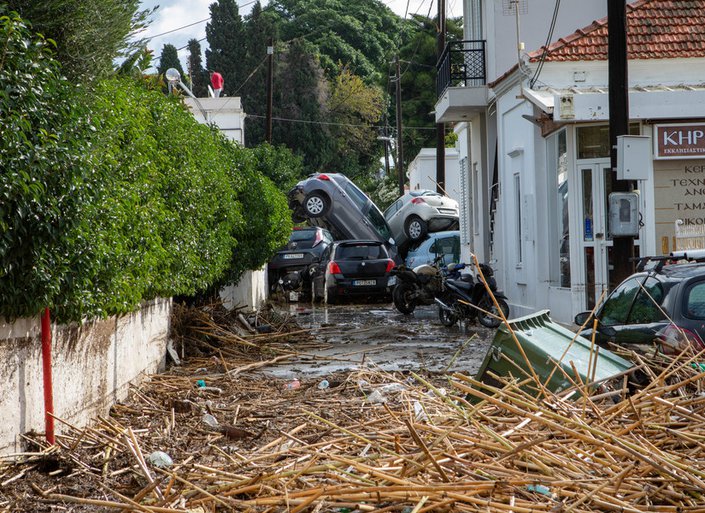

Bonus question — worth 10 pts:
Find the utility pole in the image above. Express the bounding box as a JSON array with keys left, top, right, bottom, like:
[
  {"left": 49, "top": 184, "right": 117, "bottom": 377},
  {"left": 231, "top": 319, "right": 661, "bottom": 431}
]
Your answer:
[
  {"left": 436, "top": 0, "right": 446, "bottom": 194},
  {"left": 608, "top": 0, "right": 633, "bottom": 284},
  {"left": 395, "top": 56, "right": 405, "bottom": 196},
  {"left": 266, "top": 37, "right": 274, "bottom": 143}
]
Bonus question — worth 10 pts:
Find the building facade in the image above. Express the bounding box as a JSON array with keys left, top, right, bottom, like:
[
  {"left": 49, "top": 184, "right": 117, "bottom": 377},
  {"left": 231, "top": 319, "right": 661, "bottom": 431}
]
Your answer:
[{"left": 436, "top": 0, "right": 705, "bottom": 323}]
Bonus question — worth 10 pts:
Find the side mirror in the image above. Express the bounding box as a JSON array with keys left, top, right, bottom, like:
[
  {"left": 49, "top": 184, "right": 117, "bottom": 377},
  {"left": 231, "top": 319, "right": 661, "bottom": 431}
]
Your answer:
[{"left": 574, "top": 312, "right": 592, "bottom": 326}]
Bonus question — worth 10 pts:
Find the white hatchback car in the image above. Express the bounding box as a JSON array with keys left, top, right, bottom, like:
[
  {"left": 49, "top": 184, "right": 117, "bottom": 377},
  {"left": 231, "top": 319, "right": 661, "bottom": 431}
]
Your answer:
[{"left": 384, "top": 190, "right": 459, "bottom": 247}]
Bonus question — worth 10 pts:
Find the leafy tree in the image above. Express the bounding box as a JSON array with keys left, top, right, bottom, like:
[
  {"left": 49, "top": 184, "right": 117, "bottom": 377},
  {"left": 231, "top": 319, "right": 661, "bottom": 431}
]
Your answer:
[
  {"left": 269, "top": 0, "right": 403, "bottom": 83},
  {"left": 157, "top": 43, "right": 184, "bottom": 78},
  {"left": 3, "top": 0, "right": 153, "bottom": 81},
  {"left": 205, "top": 0, "right": 247, "bottom": 96},
  {"left": 186, "top": 39, "right": 208, "bottom": 97},
  {"left": 397, "top": 14, "right": 463, "bottom": 168},
  {"left": 325, "top": 65, "right": 384, "bottom": 179}
]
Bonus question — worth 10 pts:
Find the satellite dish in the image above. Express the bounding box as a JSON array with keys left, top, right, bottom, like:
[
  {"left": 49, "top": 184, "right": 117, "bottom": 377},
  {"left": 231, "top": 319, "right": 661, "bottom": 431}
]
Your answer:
[{"left": 165, "top": 68, "right": 181, "bottom": 83}]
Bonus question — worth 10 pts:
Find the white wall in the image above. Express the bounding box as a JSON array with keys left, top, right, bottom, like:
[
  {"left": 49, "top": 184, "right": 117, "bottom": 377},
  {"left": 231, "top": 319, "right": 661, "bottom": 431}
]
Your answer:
[
  {"left": 407, "top": 148, "right": 460, "bottom": 203},
  {"left": 0, "top": 299, "right": 171, "bottom": 455},
  {"left": 184, "top": 97, "right": 245, "bottom": 144},
  {"left": 219, "top": 268, "right": 267, "bottom": 311}
]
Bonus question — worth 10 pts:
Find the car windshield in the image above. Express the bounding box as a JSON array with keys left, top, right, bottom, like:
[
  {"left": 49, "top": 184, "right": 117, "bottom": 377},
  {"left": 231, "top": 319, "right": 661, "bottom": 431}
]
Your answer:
[
  {"left": 601, "top": 276, "right": 667, "bottom": 325},
  {"left": 338, "top": 244, "right": 385, "bottom": 260},
  {"left": 365, "top": 206, "right": 393, "bottom": 241}
]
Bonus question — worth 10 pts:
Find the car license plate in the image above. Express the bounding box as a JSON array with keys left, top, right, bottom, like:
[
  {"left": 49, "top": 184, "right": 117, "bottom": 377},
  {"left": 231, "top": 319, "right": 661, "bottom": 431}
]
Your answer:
[
  {"left": 353, "top": 279, "right": 376, "bottom": 286},
  {"left": 283, "top": 253, "right": 304, "bottom": 259}
]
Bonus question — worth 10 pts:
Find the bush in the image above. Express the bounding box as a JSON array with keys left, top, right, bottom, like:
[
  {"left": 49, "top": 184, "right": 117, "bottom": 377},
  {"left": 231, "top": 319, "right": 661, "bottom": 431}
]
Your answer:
[{"left": 0, "top": 13, "right": 292, "bottom": 322}]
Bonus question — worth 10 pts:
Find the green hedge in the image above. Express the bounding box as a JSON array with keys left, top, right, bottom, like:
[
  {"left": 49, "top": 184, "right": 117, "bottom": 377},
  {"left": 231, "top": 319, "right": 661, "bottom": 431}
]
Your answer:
[{"left": 0, "top": 13, "right": 292, "bottom": 322}]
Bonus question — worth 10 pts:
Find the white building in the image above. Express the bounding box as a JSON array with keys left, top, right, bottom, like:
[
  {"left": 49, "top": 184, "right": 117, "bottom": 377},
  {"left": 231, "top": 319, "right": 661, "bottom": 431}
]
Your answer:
[{"left": 436, "top": 0, "right": 705, "bottom": 323}]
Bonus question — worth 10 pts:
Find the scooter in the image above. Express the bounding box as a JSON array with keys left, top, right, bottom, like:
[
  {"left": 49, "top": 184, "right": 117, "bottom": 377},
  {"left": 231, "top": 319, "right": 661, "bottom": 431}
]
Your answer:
[
  {"left": 391, "top": 258, "right": 445, "bottom": 314},
  {"left": 435, "top": 262, "right": 510, "bottom": 328}
]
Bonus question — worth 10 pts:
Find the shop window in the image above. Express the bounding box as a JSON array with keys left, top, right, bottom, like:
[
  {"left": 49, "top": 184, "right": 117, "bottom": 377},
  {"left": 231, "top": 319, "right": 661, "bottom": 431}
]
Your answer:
[{"left": 577, "top": 124, "right": 641, "bottom": 160}]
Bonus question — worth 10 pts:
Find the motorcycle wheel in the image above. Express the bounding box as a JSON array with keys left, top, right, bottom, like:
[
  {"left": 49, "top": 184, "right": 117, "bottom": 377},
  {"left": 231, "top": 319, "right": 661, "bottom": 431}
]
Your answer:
[
  {"left": 438, "top": 304, "right": 458, "bottom": 327},
  {"left": 477, "top": 296, "right": 509, "bottom": 328},
  {"left": 392, "top": 283, "right": 417, "bottom": 314}
]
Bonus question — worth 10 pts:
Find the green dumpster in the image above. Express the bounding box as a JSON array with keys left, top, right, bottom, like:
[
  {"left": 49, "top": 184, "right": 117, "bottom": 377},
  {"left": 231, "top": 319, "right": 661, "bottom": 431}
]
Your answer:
[{"left": 475, "top": 310, "right": 635, "bottom": 395}]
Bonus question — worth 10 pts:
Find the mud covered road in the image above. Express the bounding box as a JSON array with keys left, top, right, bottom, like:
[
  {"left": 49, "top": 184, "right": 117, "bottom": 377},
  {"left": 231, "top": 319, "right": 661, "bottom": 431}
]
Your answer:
[{"left": 262, "top": 301, "right": 499, "bottom": 379}]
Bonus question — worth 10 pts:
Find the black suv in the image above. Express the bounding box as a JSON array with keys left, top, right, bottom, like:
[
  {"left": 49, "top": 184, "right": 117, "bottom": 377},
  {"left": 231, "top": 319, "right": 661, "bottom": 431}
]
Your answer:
[
  {"left": 575, "top": 255, "right": 705, "bottom": 354},
  {"left": 268, "top": 227, "right": 334, "bottom": 294}
]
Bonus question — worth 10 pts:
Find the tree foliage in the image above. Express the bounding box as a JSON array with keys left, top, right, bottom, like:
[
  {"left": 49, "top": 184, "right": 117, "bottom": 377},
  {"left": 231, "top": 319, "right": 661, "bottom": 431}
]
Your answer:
[
  {"left": 3, "top": 0, "right": 152, "bottom": 81},
  {"left": 1, "top": 12, "right": 292, "bottom": 322},
  {"left": 157, "top": 43, "right": 184, "bottom": 78},
  {"left": 205, "top": 0, "right": 246, "bottom": 95},
  {"left": 187, "top": 39, "right": 208, "bottom": 97},
  {"left": 397, "top": 14, "right": 463, "bottom": 168}
]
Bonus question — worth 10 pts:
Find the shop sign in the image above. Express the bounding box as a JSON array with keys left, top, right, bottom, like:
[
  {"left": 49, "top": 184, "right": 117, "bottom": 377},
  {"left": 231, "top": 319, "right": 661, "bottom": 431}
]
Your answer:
[{"left": 655, "top": 123, "right": 705, "bottom": 159}]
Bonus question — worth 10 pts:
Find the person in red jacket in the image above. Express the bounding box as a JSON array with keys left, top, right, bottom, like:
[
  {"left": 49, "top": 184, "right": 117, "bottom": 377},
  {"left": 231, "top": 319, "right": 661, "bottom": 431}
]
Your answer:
[{"left": 210, "top": 71, "right": 224, "bottom": 97}]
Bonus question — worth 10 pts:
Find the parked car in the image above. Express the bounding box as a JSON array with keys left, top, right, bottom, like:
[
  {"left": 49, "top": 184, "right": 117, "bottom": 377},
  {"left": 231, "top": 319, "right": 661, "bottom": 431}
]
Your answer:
[
  {"left": 574, "top": 255, "right": 705, "bottom": 354},
  {"left": 312, "top": 240, "right": 396, "bottom": 303},
  {"left": 384, "top": 190, "right": 459, "bottom": 248},
  {"left": 405, "top": 231, "right": 460, "bottom": 269},
  {"left": 288, "top": 173, "right": 399, "bottom": 262},
  {"left": 268, "top": 226, "right": 334, "bottom": 295}
]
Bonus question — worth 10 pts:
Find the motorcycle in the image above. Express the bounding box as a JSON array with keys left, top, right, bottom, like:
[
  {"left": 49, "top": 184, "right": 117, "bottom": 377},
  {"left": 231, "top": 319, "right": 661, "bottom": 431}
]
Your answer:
[
  {"left": 435, "top": 261, "right": 510, "bottom": 328},
  {"left": 391, "top": 259, "right": 445, "bottom": 314}
]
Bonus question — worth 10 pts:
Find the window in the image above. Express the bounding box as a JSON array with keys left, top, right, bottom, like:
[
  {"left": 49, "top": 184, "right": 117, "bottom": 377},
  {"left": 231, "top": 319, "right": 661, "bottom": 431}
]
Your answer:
[
  {"left": 577, "top": 123, "right": 641, "bottom": 159},
  {"left": 384, "top": 198, "right": 403, "bottom": 217},
  {"left": 435, "top": 236, "right": 460, "bottom": 265},
  {"left": 338, "top": 243, "right": 386, "bottom": 260},
  {"left": 548, "top": 129, "right": 570, "bottom": 287},
  {"left": 601, "top": 276, "right": 666, "bottom": 326},
  {"left": 343, "top": 181, "right": 370, "bottom": 211},
  {"left": 365, "top": 206, "right": 392, "bottom": 242},
  {"left": 514, "top": 173, "right": 522, "bottom": 264},
  {"left": 686, "top": 282, "right": 705, "bottom": 319}
]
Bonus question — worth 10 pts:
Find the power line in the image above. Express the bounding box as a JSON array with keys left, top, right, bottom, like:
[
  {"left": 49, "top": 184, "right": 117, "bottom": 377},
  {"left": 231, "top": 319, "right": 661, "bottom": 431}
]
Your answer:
[
  {"left": 530, "top": 0, "right": 561, "bottom": 88},
  {"left": 247, "top": 114, "right": 438, "bottom": 131}
]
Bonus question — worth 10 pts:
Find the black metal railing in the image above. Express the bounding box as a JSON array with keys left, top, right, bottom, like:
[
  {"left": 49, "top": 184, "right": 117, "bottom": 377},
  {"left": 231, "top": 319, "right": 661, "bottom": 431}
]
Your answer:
[{"left": 436, "top": 40, "right": 486, "bottom": 97}]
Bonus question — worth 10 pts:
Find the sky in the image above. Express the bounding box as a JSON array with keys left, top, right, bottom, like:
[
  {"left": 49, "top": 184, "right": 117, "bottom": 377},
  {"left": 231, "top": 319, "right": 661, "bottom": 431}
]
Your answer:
[{"left": 136, "top": 0, "right": 460, "bottom": 72}]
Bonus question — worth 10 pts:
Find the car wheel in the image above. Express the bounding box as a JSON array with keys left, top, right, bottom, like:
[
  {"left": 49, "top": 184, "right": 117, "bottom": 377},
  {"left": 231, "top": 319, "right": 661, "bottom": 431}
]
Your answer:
[
  {"left": 405, "top": 215, "right": 428, "bottom": 242},
  {"left": 477, "top": 296, "right": 509, "bottom": 328},
  {"left": 304, "top": 192, "right": 329, "bottom": 218}
]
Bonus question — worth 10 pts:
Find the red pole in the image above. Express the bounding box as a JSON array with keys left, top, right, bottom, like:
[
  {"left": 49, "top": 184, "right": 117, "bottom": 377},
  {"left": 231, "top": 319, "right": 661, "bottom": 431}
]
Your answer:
[{"left": 41, "top": 307, "right": 55, "bottom": 445}]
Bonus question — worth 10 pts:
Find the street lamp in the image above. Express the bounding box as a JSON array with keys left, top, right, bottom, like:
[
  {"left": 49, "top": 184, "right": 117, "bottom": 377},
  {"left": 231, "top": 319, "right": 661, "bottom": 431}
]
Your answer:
[{"left": 165, "top": 67, "right": 209, "bottom": 122}]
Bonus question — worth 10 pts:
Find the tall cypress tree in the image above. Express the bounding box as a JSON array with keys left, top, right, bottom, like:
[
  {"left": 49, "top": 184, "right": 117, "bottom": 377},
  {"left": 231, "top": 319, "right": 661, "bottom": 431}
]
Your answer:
[
  {"left": 205, "top": 0, "right": 246, "bottom": 96},
  {"left": 157, "top": 43, "right": 184, "bottom": 78},
  {"left": 240, "top": 1, "right": 278, "bottom": 145},
  {"left": 186, "top": 39, "right": 208, "bottom": 97}
]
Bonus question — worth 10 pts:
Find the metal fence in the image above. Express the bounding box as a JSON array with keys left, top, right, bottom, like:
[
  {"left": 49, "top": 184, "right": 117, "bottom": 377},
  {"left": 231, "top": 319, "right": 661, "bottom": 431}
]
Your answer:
[{"left": 436, "top": 40, "right": 486, "bottom": 97}]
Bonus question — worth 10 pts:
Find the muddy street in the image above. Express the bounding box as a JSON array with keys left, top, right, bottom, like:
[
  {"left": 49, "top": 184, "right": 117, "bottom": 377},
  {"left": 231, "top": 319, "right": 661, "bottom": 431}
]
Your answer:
[{"left": 262, "top": 301, "right": 498, "bottom": 379}]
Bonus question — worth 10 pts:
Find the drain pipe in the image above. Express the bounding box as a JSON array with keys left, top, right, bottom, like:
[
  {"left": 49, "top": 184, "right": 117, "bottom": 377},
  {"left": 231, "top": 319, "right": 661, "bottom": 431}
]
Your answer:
[{"left": 41, "top": 307, "right": 55, "bottom": 445}]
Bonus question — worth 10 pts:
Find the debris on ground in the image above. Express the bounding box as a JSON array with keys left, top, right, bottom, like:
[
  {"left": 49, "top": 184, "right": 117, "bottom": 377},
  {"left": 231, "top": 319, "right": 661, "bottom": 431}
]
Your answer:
[{"left": 1, "top": 302, "right": 705, "bottom": 512}]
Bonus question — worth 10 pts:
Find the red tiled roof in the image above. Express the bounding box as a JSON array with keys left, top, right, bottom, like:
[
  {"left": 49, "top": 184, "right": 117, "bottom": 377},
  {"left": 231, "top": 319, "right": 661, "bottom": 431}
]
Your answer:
[{"left": 528, "top": 0, "right": 705, "bottom": 62}]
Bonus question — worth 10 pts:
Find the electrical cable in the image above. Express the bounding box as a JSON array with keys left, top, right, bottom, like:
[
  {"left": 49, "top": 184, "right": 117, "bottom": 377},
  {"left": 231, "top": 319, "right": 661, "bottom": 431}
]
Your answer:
[
  {"left": 530, "top": 0, "right": 560, "bottom": 88},
  {"left": 247, "top": 114, "right": 437, "bottom": 131}
]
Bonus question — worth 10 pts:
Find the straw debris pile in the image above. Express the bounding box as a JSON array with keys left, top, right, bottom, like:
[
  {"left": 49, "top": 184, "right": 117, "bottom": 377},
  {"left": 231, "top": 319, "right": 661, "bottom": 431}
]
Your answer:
[{"left": 2, "top": 303, "right": 705, "bottom": 512}]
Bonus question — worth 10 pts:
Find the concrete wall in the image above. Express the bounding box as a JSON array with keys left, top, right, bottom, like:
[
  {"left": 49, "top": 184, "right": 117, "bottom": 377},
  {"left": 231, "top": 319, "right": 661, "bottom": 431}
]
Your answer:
[
  {"left": 183, "top": 97, "right": 245, "bottom": 145},
  {"left": 219, "top": 268, "right": 268, "bottom": 311},
  {"left": 0, "top": 298, "right": 171, "bottom": 456}
]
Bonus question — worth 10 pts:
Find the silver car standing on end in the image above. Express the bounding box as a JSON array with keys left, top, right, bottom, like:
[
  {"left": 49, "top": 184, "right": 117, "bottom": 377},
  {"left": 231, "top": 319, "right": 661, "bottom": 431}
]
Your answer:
[{"left": 384, "top": 190, "right": 459, "bottom": 248}]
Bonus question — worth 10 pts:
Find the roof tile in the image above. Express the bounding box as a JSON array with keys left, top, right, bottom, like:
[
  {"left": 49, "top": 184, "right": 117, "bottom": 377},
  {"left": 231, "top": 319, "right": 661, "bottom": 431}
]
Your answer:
[{"left": 528, "top": 0, "right": 705, "bottom": 62}]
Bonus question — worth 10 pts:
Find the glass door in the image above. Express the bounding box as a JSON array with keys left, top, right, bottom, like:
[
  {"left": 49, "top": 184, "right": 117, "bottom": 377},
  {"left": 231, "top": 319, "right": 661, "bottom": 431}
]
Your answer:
[{"left": 579, "top": 161, "right": 614, "bottom": 310}]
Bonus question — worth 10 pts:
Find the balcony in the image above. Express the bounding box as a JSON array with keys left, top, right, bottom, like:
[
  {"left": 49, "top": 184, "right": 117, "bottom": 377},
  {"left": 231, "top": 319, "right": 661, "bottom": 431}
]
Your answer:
[{"left": 435, "top": 40, "right": 488, "bottom": 123}]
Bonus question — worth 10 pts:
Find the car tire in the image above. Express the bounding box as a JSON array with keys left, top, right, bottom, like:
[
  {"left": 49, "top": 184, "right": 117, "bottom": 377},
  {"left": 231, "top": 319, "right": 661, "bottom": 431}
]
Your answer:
[
  {"left": 477, "top": 296, "right": 509, "bottom": 328},
  {"left": 304, "top": 192, "right": 329, "bottom": 218},
  {"left": 405, "top": 215, "right": 428, "bottom": 242}
]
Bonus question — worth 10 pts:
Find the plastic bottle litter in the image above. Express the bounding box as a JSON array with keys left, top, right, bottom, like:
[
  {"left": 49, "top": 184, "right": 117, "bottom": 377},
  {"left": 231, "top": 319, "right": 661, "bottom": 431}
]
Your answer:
[
  {"left": 380, "top": 383, "right": 405, "bottom": 393},
  {"left": 202, "top": 413, "right": 219, "bottom": 428},
  {"left": 367, "top": 389, "right": 387, "bottom": 404},
  {"left": 283, "top": 379, "right": 301, "bottom": 390},
  {"left": 413, "top": 401, "right": 427, "bottom": 421},
  {"left": 147, "top": 450, "right": 173, "bottom": 468},
  {"left": 196, "top": 379, "right": 206, "bottom": 388},
  {"left": 317, "top": 379, "right": 330, "bottom": 390}
]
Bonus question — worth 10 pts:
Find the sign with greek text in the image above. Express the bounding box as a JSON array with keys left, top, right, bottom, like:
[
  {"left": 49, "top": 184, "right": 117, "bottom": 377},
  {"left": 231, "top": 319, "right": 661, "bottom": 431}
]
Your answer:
[
  {"left": 654, "top": 159, "right": 705, "bottom": 253},
  {"left": 655, "top": 123, "right": 705, "bottom": 159}
]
